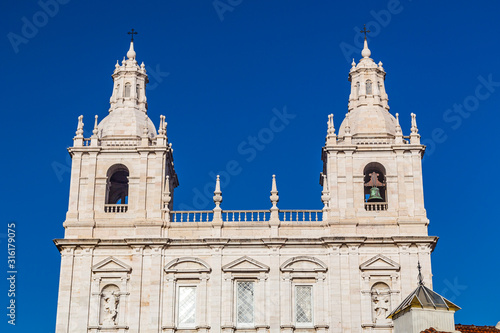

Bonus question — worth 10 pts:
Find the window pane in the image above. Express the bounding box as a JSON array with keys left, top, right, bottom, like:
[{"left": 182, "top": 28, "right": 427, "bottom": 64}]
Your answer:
[
  {"left": 296, "top": 286, "right": 313, "bottom": 324},
  {"left": 178, "top": 286, "right": 196, "bottom": 326},
  {"left": 237, "top": 281, "right": 254, "bottom": 325}
]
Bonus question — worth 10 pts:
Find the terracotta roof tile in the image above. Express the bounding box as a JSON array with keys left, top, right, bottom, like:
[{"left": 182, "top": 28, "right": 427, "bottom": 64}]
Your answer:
[
  {"left": 455, "top": 324, "right": 500, "bottom": 332},
  {"left": 420, "top": 325, "right": 500, "bottom": 333},
  {"left": 420, "top": 328, "right": 448, "bottom": 333}
]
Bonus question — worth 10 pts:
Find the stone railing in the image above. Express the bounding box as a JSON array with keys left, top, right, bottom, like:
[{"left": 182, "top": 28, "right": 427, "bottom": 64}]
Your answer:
[
  {"left": 169, "top": 209, "right": 322, "bottom": 223},
  {"left": 364, "top": 202, "right": 388, "bottom": 211},
  {"left": 165, "top": 175, "right": 323, "bottom": 223},
  {"left": 223, "top": 210, "right": 269, "bottom": 222},
  {"left": 171, "top": 211, "right": 213, "bottom": 222},
  {"left": 280, "top": 210, "right": 322, "bottom": 222},
  {"left": 104, "top": 204, "right": 128, "bottom": 213}
]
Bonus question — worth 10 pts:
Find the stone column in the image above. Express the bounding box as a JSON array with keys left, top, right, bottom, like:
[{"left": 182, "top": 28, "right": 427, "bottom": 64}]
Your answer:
[
  {"left": 315, "top": 272, "right": 327, "bottom": 327},
  {"left": 138, "top": 151, "right": 149, "bottom": 219},
  {"left": 119, "top": 276, "right": 130, "bottom": 328},
  {"left": 268, "top": 245, "right": 281, "bottom": 333},
  {"left": 345, "top": 150, "right": 355, "bottom": 217},
  {"left": 280, "top": 273, "right": 293, "bottom": 333},
  {"left": 145, "top": 245, "right": 163, "bottom": 333},
  {"left": 395, "top": 150, "right": 407, "bottom": 216},
  {"left": 161, "top": 275, "right": 175, "bottom": 333},
  {"left": 398, "top": 244, "right": 411, "bottom": 296},
  {"left": 327, "top": 244, "right": 342, "bottom": 333},
  {"left": 67, "top": 153, "right": 82, "bottom": 222},
  {"left": 221, "top": 272, "right": 234, "bottom": 333},
  {"left": 348, "top": 245, "right": 362, "bottom": 333},
  {"left": 69, "top": 246, "right": 94, "bottom": 333},
  {"left": 327, "top": 152, "right": 340, "bottom": 221},
  {"left": 128, "top": 245, "right": 144, "bottom": 332},
  {"left": 411, "top": 150, "right": 426, "bottom": 216},
  {"left": 340, "top": 246, "right": 351, "bottom": 333},
  {"left": 88, "top": 276, "right": 101, "bottom": 328},
  {"left": 198, "top": 273, "right": 210, "bottom": 333},
  {"left": 360, "top": 273, "right": 372, "bottom": 327},
  {"left": 81, "top": 151, "right": 98, "bottom": 221},
  {"left": 211, "top": 246, "right": 223, "bottom": 333},
  {"left": 255, "top": 272, "right": 268, "bottom": 333},
  {"left": 55, "top": 246, "right": 75, "bottom": 333}
]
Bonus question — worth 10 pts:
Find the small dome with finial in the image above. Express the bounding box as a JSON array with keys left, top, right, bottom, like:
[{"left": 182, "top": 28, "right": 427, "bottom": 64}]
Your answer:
[
  {"left": 361, "top": 38, "right": 371, "bottom": 58},
  {"left": 127, "top": 41, "right": 136, "bottom": 60}
]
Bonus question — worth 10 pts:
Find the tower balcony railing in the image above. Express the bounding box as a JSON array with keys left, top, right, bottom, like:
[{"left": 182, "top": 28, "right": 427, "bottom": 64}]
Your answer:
[
  {"left": 364, "top": 202, "right": 388, "bottom": 211},
  {"left": 104, "top": 204, "right": 128, "bottom": 213},
  {"left": 169, "top": 209, "right": 322, "bottom": 223},
  {"left": 166, "top": 175, "right": 323, "bottom": 223}
]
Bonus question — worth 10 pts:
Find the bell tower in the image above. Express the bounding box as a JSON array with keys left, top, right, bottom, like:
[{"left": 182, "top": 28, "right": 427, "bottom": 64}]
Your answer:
[
  {"left": 64, "top": 40, "right": 178, "bottom": 239},
  {"left": 321, "top": 37, "right": 428, "bottom": 236}
]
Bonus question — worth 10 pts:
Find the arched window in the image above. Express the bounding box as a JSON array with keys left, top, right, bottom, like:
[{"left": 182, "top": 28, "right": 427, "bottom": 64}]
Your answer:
[
  {"left": 114, "top": 84, "right": 120, "bottom": 99},
  {"left": 356, "top": 82, "right": 360, "bottom": 96},
  {"left": 136, "top": 84, "right": 140, "bottom": 99},
  {"left": 366, "top": 80, "right": 373, "bottom": 94},
  {"left": 371, "top": 282, "right": 391, "bottom": 324},
  {"left": 124, "top": 83, "right": 131, "bottom": 97},
  {"left": 105, "top": 164, "right": 129, "bottom": 212},
  {"left": 100, "top": 284, "right": 120, "bottom": 326},
  {"left": 363, "top": 162, "right": 387, "bottom": 211}
]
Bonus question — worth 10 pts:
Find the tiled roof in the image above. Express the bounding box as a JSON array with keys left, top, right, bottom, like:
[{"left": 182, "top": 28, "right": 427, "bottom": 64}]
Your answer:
[
  {"left": 387, "top": 283, "right": 460, "bottom": 319},
  {"left": 420, "top": 325, "right": 500, "bottom": 333},
  {"left": 420, "top": 328, "right": 447, "bottom": 333},
  {"left": 455, "top": 324, "right": 500, "bottom": 332}
]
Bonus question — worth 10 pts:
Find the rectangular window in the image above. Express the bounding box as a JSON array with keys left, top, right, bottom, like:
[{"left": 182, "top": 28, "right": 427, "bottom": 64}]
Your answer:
[
  {"left": 236, "top": 281, "right": 254, "bottom": 326},
  {"left": 295, "top": 285, "right": 313, "bottom": 325},
  {"left": 178, "top": 286, "right": 196, "bottom": 327}
]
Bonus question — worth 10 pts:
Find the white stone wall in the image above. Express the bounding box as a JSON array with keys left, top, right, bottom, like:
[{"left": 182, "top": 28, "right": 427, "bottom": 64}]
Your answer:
[{"left": 54, "top": 237, "right": 436, "bottom": 333}]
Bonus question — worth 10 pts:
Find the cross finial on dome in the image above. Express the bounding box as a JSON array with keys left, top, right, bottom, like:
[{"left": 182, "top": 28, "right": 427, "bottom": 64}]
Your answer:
[
  {"left": 360, "top": 24, "right": 370, "bottom": 40},
  {"left": 126, "top": 29, "right": 137, "bottom": 60},
  {"left": 128, "top": 29, "right": 137, "bottom": 42},
  {"left": 359, "top": 25, "right": 372, "bottom": 58}
]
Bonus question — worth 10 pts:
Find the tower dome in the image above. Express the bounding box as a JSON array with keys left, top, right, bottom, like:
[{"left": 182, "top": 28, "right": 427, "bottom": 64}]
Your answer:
[
  {"left": 97, "top": 41, "right": 156, "bottom": 140},
  {"left": 338, "top": 38, "right": 397, "bottom": 140}
]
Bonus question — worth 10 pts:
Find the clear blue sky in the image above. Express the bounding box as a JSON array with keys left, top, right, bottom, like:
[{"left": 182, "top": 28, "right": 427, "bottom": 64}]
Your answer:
[{"left": 1, "top": 0, "right": 499, "bottom": 331}]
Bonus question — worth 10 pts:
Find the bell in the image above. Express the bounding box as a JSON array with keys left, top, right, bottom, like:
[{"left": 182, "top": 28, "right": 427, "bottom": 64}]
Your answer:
[{"left": 367, "top": 187, "right": 384, "bottom": 202}]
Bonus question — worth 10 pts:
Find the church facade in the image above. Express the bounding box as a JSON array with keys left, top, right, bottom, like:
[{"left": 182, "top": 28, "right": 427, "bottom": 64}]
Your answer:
[{"left": 54, "top": 38, "right": 436, "bottom": 333}]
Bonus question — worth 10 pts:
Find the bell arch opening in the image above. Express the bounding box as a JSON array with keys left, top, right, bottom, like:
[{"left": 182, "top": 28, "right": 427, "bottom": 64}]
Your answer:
[
  {"left": 105, "top": 164, "right": 129, "bottom": 213},
  {"left": 363, "top": 162, "right": 387, "bottom": 211}
]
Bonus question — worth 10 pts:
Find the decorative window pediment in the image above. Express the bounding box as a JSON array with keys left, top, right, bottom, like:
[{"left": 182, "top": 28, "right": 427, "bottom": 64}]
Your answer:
[
  {"left": 222, "top": 256, "right": 270, "bottom": 273},
  {"left": 164, "top": 257, "right": 211, "bottom": 273},
  {"left": 92, "top": 257, "right": 132, "bottom": 273},
  {"left": 360, "top": 254, "right": 400, "bottom": 272},
  {"left": 280, "top": 256, "right": 327, "bottom": 273}
]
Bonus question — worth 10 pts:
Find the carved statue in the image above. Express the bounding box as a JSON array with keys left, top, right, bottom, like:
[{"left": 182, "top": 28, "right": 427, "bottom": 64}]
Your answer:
[
  {"left": 372, "top": 294, "right": 389, "bottom": 322},
  {"left": 102, "top": 291, "right": 119, "bottom": 325},
  {"left": 371, "top": 283, "right": 391, "bottom": 324}
]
